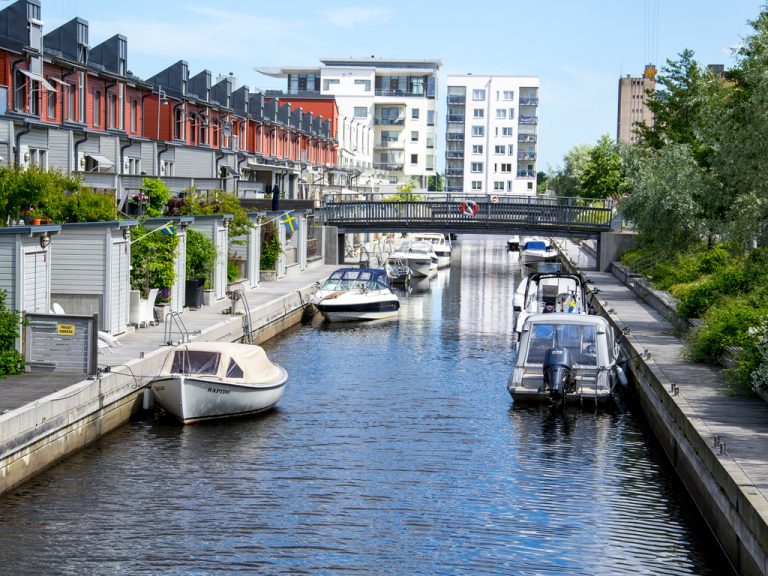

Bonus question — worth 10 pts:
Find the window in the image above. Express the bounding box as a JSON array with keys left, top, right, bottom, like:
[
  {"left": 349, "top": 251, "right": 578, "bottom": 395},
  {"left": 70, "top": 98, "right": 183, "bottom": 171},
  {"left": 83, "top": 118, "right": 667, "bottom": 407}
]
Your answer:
[
  {"left": 426, "top": 155, "right": 434, "bottom": 170},
  {"left": 527, "top": 181, "right": 534, "bottom": 190},
  {"left": 472, "top": 89, "right": 486, "bottom": 101},
  {"left": 322, "top": 78, "right": 339, "bottom": 91},
  {"left": 226, "top": 359, "right": 245, "bottom": 379},
  {"left": 161, "top": 160, "right": 175, "bottom": 177},
  {"left": 503, "top": 90, "right": 514, "bottom": 100},
  {"left": 494, "top": 145, "right": 505, "bottom": 155},
  {"left": 471, "top": 180, "right": 482, "bottom": 190},
  {"left": 472, "top": 145, "right": 483, "bottom": 155},
  {"left": 174, "top": 107, "right": 184, "bottom": 140},
  {"left": 471, "top": 162, "right": 484, "bottom": 172},
  {"left": 427, "top": 110, "right": 435, "bottom": 126},
  {"left": 354, "top": 79, "right": 371, "bottom": 91},
  {"left": 67, "top": 84, "right": 75, "bottom": 121},
  {"left": 508, "top": 144, "right": 514, "bottom": 155},
  {"left": 108, "top": 93, "right": 117, "bottom": 128},
  {"left": 28, "top": 148, "right": 47, "bottom": 169},
  {"left": 212, "top": 119, "right": 220, "bottom": 147},
  {"left": 78, "top": 72, "right": 86, "bottom": 122},
  {"left": 496, "top": 108, "right": 506, "bottom": 119},
  {"left": 171, "top": 350, "right": 220, "bottom": 375},
  {"left": 412, "top": 108, "right": 420, "bottom": 119},
  {"left": 47, "top": 88, "right": 56, "bottom": 120},
  {"left": 93, "top": 90, "right": 101, "bottom": 126},
  {"left": 426, "top": 136, "right": 434, "bottom": 149},
  {"left": 473, "top": 108, "right": 484, "bottom": 118},
  {"left": 502, "top": 127, "right": 513, "bottom": 137},
  {"left": 200, "top": 115, "right": 209, "bottom": 145},
  {"left": 411, "top": 131, "right": 419, "bottom": 142},
  {"left": 508, "top": 181, "right": 515, "bottom": 192},
  {"left": 130, "top": 99, "right": 137, "bottom": 132},
  {"left": 410, "top": 153, "right": 418, "bottom": 164},
  {"left": 500, "top": 163, "right": 512, "bottom": 173},
  {"left": 494, "top": 181, "right": 504, "bottom": 190},
  {"left": 125, "top": 157, "right": 141, "bottom": 175},
  {"left": 471, "top": 125, "right": 484, "bottom": 137},
  {"left": 509, "top": 108, "right": 515, "bottom": 119}
]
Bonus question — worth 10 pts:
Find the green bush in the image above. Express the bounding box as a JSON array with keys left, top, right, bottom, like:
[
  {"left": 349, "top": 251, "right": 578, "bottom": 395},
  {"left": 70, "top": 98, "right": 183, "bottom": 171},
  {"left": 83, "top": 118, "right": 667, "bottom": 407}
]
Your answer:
[
  {"left": 130, "top": 224, "right": 179, "bottom": 297},
  {"left": 671, "top": 278, "right": 718, "bottom": 319},
  {"left": 260, "top": 218, "right": 281, "bottom": 270},
  {"left": 0, "top": 289, "right": 23, "bottom": 377},
  {"left": 688, "top": 297, "right": 768, "bottom": 363},
  {"left": 61, "top": 188, "right": 117, "bottom": 222},
  {"left": 186, "top": 229, "right": 217, "bottom": 286}
]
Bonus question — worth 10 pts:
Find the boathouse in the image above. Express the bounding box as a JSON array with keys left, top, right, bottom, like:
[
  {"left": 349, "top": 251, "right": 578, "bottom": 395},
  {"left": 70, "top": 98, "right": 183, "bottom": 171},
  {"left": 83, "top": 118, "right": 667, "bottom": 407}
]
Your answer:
[
  {"left": 0, "top": 225, "right": 61, "bottom": 314},
  {"left": 188, "top": 214, "right": 233, "bottom": 301}
]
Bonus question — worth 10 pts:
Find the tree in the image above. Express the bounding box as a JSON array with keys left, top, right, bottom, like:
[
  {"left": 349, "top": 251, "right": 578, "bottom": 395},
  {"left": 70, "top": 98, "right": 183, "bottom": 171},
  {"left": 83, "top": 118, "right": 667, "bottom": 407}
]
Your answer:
[
  {"left": 546, "top": 144, "right": 592, "bottom": 197},
  {"left": 427, "top": 173, "right": 443, "bottom": 192},
  {"left": 170, "top": 188, "right": 253, "bottom": 238},
  {"left": 580, "top": 135, "right": 625, "bottom": 199}
]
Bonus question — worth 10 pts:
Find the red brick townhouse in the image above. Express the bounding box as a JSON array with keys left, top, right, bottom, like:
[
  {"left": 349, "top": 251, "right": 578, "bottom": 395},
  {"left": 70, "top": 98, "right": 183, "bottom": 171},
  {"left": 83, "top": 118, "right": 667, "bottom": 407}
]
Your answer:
[{"left": 0, "top": 0, "right": 339, "bottom": 206}]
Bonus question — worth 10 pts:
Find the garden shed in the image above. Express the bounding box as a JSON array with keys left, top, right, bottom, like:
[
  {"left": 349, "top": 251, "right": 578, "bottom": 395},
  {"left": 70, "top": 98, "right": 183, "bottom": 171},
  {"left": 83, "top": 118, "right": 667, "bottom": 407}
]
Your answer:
[
  {"left": 142, "top": 216, "right": 194, "bottom": 313},
  {"left": 188, "top": 214, "right": 233, "bottom": 301},
  {"left": 228, "top": 211, "right": 263, "bottom": 289},
  {"left": 50, "top": 220, "right": 138, "bottom": 335},
  {"left": 0, "top": 225, "right": 61, "bottom": 315}
]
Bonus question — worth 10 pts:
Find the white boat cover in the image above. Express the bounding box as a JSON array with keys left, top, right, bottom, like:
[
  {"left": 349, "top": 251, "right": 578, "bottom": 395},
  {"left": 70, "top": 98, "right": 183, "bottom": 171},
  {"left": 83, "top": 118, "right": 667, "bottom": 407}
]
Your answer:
[{"left": 159, "top": 341, "right": 284, "bottom": 385}]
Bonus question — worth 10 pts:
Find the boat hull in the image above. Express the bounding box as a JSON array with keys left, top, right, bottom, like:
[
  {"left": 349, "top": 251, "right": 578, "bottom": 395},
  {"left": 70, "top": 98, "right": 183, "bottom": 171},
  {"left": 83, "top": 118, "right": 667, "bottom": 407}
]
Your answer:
[
  {"left": 316, "top": 299, "right": 400, "bottom": 322},
  {"left": 151, "top": 372, "right": 287, "bottom": 425}
]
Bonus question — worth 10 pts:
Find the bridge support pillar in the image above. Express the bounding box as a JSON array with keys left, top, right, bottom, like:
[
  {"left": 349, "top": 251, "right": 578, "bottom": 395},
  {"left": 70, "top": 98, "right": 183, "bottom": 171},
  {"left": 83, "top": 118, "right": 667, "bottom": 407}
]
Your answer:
[
  {"left": 321, "top": 226, "right": 340, "bottom": 265},
  {"left": 598, "top": 231, "right": 637, "bottom": 271}
]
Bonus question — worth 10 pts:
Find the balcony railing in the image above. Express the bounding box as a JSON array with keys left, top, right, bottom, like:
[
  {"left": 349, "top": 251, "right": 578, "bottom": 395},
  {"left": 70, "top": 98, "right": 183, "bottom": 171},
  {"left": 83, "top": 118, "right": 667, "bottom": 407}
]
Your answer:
[
  {"left": 517, "top": 170, "right": 536, "bottom": 178},
  {"left": 444, "top": 185, "right": 464, "bottom": 192},
  {"left": 375, "top": 140, "right": 404, "bottom": 149},
  {"left": 518, "top": 134, "right": 537, "bottom": 142},
  {"left": 375, "top": 90, "right": 425, "bottom": 98},
  {"left": 518, "top": 152, "right": 537, "bottom": 161},
  {"left": 518, "top": 116, "right": 538, "bottom": 125},
  {"left": 519, "top": 98, "right": 539, "bottom": 106},
  {"left": 446, "top": 151, "right": 464, "bottom": 159},
  {"left": 445, "top": 167, "right": 464, "bottom": 176},
  {"left": 447, "top": 95, "right": 466, "bottom": 104},
  {"left": 446, "top": 133, "right": 465, "bottom": 141},
  {"left": 373, "top": 163, "right": 404, "bottom": 171},
  {"left": 374, "top": 118, "right": 405, "bottom": 126},
  {"left": 446, "top": 114, "right": 465, "bottom": 123}
]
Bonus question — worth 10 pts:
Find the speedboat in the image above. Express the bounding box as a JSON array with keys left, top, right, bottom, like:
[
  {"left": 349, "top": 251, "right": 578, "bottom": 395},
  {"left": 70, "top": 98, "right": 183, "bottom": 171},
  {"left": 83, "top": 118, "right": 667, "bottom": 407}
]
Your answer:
[
  {"left": 408, "top": 233, "right": 452, "bottom": 268},
  {"left": 150, "top": 341, "right": 288, "bottom": 425},
  {"left": 392, "top": 241, "right": 437, "bottom": 277},
  {"left": 507, "top": 235, "right": 521, "bottom": 251},
  {"left": 507, "top": 313, "right": 627, "bottom": 406},
  {"left": 384, "top": 256, "right": 412, "bottom": 284},
  {"left": 312, "top": 267, "right": 400, "bottom": 322},
  {"left": 514, "top": 272, "right": 592, "bottom": 341},
  {"left": 520, "top": 238, "right": 557, "bottom": 272}
]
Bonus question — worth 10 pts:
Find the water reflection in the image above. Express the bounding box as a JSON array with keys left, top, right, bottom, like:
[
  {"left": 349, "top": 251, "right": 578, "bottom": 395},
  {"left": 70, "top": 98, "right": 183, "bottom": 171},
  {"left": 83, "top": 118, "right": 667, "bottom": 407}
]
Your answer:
[{"left": 0, "top": 235, "right": 733, "bottom": 576}]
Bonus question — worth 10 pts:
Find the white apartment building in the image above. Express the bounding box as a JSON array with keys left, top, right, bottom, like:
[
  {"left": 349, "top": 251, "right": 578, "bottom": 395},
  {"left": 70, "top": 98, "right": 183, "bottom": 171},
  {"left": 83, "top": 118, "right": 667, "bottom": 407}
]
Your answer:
[
  {"left": 445, "top": 75, "right": 540, "bottom": 195},
  {"left": 257, "top": 57, "right": 441, "bottom": 188}
]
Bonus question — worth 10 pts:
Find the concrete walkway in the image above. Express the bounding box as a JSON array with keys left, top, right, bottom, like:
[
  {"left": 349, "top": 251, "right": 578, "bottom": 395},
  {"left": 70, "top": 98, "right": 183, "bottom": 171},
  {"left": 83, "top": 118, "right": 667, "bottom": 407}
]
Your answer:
[{"left": 0, "top": 262, "right": 338, "bottom": 415}]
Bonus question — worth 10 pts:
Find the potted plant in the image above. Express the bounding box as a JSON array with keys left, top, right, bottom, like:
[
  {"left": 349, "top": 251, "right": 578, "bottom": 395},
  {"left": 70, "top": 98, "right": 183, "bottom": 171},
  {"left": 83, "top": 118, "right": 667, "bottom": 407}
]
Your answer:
[
  {"left": 186, "top": 229, "right": 217, "bottom": 306},
  {"left": 260, "top": 217, "right": 282, "bottom": 281}
]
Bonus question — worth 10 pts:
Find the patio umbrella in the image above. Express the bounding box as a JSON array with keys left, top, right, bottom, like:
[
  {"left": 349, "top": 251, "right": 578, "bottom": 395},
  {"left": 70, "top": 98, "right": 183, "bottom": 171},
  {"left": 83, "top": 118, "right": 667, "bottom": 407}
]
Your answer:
[{"left": 271, "top": 184, "right": 280, "bottom": 211}]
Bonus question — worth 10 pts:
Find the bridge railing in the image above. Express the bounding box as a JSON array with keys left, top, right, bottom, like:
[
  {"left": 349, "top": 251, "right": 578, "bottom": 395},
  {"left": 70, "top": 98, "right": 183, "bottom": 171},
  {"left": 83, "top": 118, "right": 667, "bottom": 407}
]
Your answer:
[
  {"left": 317, "top": 197, "right": 616, "bottom": 233},
  {"left": 321, "top": 191, "right": 614, "bottom": 209}
]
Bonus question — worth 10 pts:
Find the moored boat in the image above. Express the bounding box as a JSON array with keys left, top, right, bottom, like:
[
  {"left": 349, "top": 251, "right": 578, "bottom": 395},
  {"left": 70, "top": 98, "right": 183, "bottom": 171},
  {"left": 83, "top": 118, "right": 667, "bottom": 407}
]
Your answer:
[
  {"left": 150, "top": 341, "right": 288, "bottom": 425},
  {"left": 392, "top": 241, "right": 438, "bottom": 277},
  {"left": 408, "top": 233, "right": 452, "bottom": 268},
  {"left": 312, "top": 267, "right": 400, "bottom": 322},
  {"left": 519, "top": 238, "right": 558, "bottom": 272}
]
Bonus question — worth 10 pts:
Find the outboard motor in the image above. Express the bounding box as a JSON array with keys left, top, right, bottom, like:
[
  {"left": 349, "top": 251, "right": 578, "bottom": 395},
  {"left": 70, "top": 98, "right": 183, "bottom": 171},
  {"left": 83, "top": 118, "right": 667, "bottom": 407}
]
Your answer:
[{"left": 543, "top": 347, "right": 575, "bottom": 404}]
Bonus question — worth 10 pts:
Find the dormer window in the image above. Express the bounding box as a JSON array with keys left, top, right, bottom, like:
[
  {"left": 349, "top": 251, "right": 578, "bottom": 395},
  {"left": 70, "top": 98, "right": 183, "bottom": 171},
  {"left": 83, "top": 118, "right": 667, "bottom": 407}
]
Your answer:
[
  {"left": 27, "top": 1, "right": 40, "bottom": 21},
  {"left": 118, "top": 38, "right": 127, "bottom": 76},
  {"left": 76, "top": 21, "right": 88, "bottom": 64}
]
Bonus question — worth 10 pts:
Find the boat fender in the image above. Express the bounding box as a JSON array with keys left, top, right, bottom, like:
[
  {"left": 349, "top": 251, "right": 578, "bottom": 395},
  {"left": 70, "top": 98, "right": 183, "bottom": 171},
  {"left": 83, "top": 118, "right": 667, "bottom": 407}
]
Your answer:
[
  {"left": 615, "top": 365, "right": 629, "bottom": 386},
  {"left": 460, "top": 200, "right": 478, "bottom": 216}
]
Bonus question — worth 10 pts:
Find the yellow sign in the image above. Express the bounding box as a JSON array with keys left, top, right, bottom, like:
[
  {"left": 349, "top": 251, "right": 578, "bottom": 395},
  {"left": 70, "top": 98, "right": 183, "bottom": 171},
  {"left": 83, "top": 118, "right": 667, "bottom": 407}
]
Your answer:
[{"left": 57, "top": 323, "right": 76, "bottom": 336}]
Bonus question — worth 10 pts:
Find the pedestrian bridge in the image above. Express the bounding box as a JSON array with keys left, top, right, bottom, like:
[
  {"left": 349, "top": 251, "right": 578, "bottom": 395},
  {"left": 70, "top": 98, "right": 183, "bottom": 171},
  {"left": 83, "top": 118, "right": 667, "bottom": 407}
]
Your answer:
[{"left": 315, "top": 194, "right": 618, "bottom": 239}]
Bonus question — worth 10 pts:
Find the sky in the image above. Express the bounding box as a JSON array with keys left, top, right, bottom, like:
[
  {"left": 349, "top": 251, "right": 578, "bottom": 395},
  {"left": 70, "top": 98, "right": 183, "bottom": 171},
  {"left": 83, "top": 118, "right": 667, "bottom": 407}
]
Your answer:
[{"left": 41, "top": 0, "right": 767, "bottom": 171}]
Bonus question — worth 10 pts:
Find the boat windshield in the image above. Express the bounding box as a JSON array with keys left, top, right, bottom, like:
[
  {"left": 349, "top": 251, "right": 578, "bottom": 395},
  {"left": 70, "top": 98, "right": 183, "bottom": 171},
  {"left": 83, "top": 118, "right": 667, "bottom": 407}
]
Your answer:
[
  {"left": 171, "top": 350, "right": 221, "bottom": 375},
  {"left": 321, "top": 269, "right": 388, "bottom": 291},
  {"left": 524, "top": 323, "right": 597, "bottom": 366},
  {"left": 524, "top": 241, "right": 547, "bottom": 251}
]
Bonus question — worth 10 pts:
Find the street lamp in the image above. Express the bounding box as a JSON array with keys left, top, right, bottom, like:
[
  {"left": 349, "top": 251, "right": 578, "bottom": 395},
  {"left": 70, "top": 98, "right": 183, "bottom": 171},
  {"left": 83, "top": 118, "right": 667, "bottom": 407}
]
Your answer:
[{"left": 156, "top": 86, "right": 168, "bottom": 140}]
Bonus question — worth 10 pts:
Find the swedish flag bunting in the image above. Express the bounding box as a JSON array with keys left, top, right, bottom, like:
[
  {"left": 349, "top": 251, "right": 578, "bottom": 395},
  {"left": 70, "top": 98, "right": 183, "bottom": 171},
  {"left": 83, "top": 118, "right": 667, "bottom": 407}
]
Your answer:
[
  {"left": 160, "top": 222, "right": 176, "bottom": 236},
  {"left": 280, "top": 211, "right": 298, "bottom": 233}
]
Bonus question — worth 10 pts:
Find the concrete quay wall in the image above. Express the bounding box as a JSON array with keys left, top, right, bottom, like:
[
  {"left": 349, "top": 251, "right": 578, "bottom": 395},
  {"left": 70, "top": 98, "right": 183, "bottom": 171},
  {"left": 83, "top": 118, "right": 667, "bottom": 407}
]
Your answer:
[{"left": 0, "top": 283, "right": 319, "bottom": 497}]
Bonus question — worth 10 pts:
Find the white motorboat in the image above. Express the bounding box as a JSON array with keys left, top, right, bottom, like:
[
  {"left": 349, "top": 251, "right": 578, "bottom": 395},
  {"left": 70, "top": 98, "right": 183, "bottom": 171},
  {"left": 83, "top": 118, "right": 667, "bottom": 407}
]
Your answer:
[
  {"left": 514, "top": 272, "right": 593, "bottom": 340},
  {"left": 507, "top": 313, "right": 627, "bottom": 406},
  {"left": 408, "top": 233, "right": 452, "bottom": 268},
  {"left": 312, "top": 267, "right": 400, "bottom": 322},
  {"left": 392, "top": 241, "right": 437, "bottom": 277},
  {"left": 519, "top": 238, "right": 558, "bottom": 271},
  {"left": 150, "top": 341, "right": 288, "bottom": 425},
  {"left": 507, "top": 235, "right": 521, "bottom": 251},
  {"left": 385, "top": 257, "right": 412, "bottom": 284}
]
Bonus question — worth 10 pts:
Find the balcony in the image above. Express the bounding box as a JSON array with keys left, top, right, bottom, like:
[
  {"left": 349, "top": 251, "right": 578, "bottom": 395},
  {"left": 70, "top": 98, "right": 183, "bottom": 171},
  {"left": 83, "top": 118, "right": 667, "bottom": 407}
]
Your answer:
[
  {"left": 518, "top": 134, "right": 537, "bottom": 143},
  {"left": 448, "top": 95, "right": 466, "bottom": 104},
  {"left": 446, "top": 133, "right": 465, "bottom": 141},
  {"left": 445, "top": 167, "right": 464, "bottom": 176},
  {"left": 446, "top": 114, "right": 465, "bottom": 123},
  {"left": 375, "top": 140, "right": 404, "bottom": 149},
  {"left": 519, "top": 98, "right": 539, "bottom": 106},
  {"left": 518, "top": 116, "right": 538, "bottom": 125},
  {"left": 374, "top": 117, "right": 405, "bottom": 126},
  {"left": 517, "top": 169, "right": 536, "bottom": 178},
  {"left": 373, "top": 163, "right": 404, "bottom": 171},
  {"left": 446, "top": 151, "right": 464, "bottom": 160},
  {"left": 518, "top": 152, "right": 537, "bottom": 161},
  {"left": 375, "top": 90, "right": 425, "bottom": 98}
]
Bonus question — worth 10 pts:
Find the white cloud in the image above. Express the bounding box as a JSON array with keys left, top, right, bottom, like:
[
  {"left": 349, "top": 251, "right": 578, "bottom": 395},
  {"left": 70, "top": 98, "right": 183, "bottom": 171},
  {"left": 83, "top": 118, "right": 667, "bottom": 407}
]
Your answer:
[{"left": 320, "top": 7, "right": 393, "bottom": 28}]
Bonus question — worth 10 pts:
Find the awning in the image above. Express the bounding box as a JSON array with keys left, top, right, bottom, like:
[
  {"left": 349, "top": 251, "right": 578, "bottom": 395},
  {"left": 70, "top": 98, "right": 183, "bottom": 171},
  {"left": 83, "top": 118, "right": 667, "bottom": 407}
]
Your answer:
[
  {"left": 220, "top": 165, "right": 239, "bottom": 177},
  {"left": 18, "top": 69, "right": 55, "bottom": 92},
  {"left": 47, "top": 77, "right": 71, "bottom": 87},
  {"left": 86, "top": 154, "right": 115, "bottom": 168}
]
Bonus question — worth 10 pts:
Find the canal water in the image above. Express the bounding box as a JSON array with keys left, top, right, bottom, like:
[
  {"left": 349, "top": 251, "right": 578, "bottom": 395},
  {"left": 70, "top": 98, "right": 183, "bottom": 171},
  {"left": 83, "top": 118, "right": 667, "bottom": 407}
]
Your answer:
[{"left": 0, "top": 236, "right": 734, "bottom": 575}]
